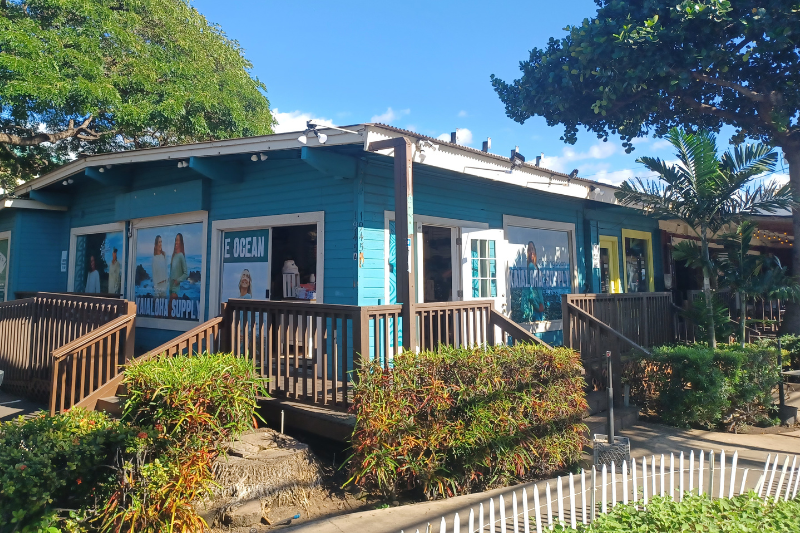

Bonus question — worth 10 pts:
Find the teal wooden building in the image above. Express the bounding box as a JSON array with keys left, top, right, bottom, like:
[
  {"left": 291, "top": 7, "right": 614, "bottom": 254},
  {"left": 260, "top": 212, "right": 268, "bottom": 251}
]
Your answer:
[{"left": 0, "top": 124, "right": 664, "bottom": 350}]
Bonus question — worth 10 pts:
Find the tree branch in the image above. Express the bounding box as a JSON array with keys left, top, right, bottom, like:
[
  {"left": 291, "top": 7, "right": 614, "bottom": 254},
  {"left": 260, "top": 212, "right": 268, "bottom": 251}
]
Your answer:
[
  {"left": 690, "top": 72, "right": 767, "bottom": 102},
  {"left": 676, "top": 94, "right": 743, "bottom": 124},
  {"left": 0, "top": 116, "right": 105, "bottom": 146}
]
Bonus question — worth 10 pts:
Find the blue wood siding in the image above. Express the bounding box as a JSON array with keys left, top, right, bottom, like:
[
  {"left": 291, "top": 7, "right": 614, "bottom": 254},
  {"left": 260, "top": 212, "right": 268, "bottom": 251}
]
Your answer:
[{"left": 10, "top": 210, "right": 69, "bottom": 296}]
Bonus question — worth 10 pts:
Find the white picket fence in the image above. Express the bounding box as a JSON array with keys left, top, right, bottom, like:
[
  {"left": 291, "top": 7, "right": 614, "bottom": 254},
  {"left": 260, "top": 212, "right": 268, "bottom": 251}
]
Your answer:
[{"left": 402, "top": 449, "right": 800, "bottom": 533}]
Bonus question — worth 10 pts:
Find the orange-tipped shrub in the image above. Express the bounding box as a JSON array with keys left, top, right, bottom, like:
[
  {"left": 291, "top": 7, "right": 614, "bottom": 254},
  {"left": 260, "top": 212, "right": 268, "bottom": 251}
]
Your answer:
[{"left": 347, "top": 344, "right": 588, "bottom": 500}]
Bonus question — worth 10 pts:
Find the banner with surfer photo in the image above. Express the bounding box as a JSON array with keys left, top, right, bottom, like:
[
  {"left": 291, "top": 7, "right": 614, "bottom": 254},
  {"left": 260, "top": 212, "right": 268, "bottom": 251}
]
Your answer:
[
  {"left": 506, "top": 226, "right": 571, "bottom": 324},
  {"left": 134, "top": 223, "right": 203, "bottom": 321}
]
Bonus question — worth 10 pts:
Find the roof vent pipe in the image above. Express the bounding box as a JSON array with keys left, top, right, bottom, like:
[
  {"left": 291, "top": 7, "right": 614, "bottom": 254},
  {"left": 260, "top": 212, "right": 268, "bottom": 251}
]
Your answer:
[
  {"left": 450, "top": 131, "right": 457, "bottom": 144},
  {"left": 536, "top": 153, "right": 543, "bottom": 167},
  {"left": 482, "top": 138, "right": 491, "bottom": 153}
]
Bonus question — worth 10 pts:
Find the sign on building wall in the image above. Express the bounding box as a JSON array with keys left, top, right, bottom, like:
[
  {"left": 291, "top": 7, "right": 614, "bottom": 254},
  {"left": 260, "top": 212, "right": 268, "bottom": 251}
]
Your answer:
[
  {"left": 73, "top": 232, "right": 124, "bottom": 294},
  {"left": 0, "top": 238, "right": 8, "bottom": 301},
  {"left": 134, "top": 222, "right": 203, "bottom": 321},
  {"left": 220, "top": 229, "right": 269, "bottom": 302},
  {"left": 506, "top": 226, "right": 571, "bottom": 324}
]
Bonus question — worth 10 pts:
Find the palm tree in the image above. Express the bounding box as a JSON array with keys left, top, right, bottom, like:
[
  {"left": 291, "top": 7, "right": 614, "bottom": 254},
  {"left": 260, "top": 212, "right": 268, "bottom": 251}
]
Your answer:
[
  {"left": 718, "top": 221, "right": 800, "bottom": 347},
  {"left": 616, "top": 128, "right": 794, "bottom": 348}
]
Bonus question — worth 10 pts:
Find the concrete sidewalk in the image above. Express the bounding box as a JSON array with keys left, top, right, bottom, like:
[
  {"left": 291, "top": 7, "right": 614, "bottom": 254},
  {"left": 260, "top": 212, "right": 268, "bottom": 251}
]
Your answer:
[
  {"left": 0, "top": 390, "right": 46, "bottom": 422},
  {"left": 284, "top": 421, "right": 800, "bottom": 533}
]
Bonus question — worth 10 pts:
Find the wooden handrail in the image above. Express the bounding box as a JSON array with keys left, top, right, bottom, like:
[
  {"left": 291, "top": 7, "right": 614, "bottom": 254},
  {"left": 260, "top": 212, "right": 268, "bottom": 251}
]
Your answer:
[
  {"left": 565, "top": 302, "right": 651, "bottom": 356},
  {"left": 143, "top": 315, "right": 225, "bottom": 361},
  {"left": 51, "top": 314, "right": 135, "bottom": 361},
  {"left": 489, "top": 310, "right": 553, "bottom": 349}
]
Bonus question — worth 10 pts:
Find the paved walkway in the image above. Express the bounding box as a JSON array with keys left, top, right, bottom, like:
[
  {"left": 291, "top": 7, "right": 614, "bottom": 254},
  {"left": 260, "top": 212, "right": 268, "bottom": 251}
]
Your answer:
[
  {"left": 284, "top": 420, "right": 800, "bottom": 533},
  {"left": 0, "top": 390, "right": 46, "bottom": 422}
]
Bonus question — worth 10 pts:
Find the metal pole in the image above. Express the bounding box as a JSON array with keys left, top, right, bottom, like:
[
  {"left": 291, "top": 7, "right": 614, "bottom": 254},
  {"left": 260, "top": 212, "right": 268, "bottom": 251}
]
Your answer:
[
  {"left": 778, "top": 338, "right": 785, "bottom": 407},
  {"left": 607, "top": 351, "right": 614, "bottom": 444}
]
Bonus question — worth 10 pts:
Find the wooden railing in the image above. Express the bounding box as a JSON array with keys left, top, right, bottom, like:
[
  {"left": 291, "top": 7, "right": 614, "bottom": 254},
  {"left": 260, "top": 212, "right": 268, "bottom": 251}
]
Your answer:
[
  {"left": 226, "top": 300, "right": 363, "bottom": 410},
  {"left": 68, "top": 314, "right": 224, "bottom": 415},
  {"left": 685, "top": 289, "right": 783, "bottom": 337},
  {"left": 488, "top": 310, "right": 553, "bottom": 348},
  {"left": 562, "top": 294, "right": 658, "bottom": 395},
  {"left": 0, "top": 293, "right": 131, "bottom": 401},
  {"left": 50, "top": 310, "right": 135, "bottom": 414}
]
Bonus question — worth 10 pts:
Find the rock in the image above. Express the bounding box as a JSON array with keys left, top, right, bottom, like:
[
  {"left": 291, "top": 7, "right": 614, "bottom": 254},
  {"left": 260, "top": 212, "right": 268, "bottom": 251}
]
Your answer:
[{"left": 219, "top": 499, "right": 263, "bottom": 528}]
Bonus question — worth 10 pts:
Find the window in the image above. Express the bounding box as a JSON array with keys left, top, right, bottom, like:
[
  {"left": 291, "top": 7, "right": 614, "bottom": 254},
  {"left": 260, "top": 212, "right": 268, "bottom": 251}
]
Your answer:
[
  {"left": 208, "top": 212, "right": 324, "bottom": 316},
  {"left": 598, "top": 235, "right": 620, "bottom": 294},
  {"left": 68, "top": 223, "right": 126, "bottom": 296},
  {"left": 622, "top": 229, "right": 655, "bottom": 292},
  {"left": 0, "top": 231, "right": 9, "bottom": 302},
  {"left": 471, "top": 239, "right": 497, "bottom": 298},
  {"left": 128, "top": 212, "right": 208, "bottom": 331}
]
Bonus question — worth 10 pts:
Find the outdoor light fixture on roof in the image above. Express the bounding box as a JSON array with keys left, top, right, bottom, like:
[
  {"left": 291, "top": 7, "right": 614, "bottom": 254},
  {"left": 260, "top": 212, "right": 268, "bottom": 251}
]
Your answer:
[
  {"left": 297, "top": 121, "right": 361, "bottom": 145},
  {"left": 510, "top": 147, "right": 526, "bottom": 169}
]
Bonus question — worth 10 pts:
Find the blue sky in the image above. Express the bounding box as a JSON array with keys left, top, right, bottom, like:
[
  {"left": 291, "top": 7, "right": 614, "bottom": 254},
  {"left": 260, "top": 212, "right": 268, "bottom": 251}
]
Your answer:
[{"left": 192, "top": 0, "right": 788, "bottom": 185}]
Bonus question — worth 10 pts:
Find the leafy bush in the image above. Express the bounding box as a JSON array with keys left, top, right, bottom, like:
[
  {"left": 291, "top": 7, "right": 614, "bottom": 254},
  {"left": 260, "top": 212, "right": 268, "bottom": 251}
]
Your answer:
[
  {"left": 98, "top": 352, "right": 267, "bottom": 532},
  {"left": 680, "top": 294, "right": 735, "bottom": 343},
  {"left": 561, "top": 493, "right": 800, "bottom": 532},
  {"left": 348, "top": 344, "right": 588, "bottom": 500},
  {"left": 625, "top": 343, "right": 780, "bottom": 430},
  {"left": 759, "top": 334, "right": 800, "bottom": 372},
  {"left": 0, "top": 409, "right": 127, "bottom": 532},
  {"left": 122, "top": 351, "right": 265, "bottom": 450}
]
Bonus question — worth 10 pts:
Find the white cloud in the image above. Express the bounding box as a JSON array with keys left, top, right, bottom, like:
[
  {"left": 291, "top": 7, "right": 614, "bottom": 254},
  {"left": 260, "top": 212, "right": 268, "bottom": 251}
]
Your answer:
[
  {"left": 405, "top": 124, "right": 418, "bottom": 132},
  {"left": 651, "top": 139, "right": 673, "bottom": 150},
  {"left": 437, "top": 128, "right": 473, "bottom": 146},
  {"left": 539, "top": 142, "right": 617, "bottom": 173},
  {"left": 458, "top": 110, "right": 468, "bottom": 118},
  {"left": 272, "top": 108, "right": 334, "bottom": 133},
  {"left": 370, "top": 107, "right": 410, "bottom": 124}
]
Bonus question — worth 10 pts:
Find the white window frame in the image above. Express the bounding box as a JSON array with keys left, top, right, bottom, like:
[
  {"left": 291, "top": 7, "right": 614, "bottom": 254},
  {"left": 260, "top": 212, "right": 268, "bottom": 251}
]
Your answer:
[
  {"left": 0, "top": 230, "right": 10, "bottom": 302},
  {"left": 503, "top": 215, "right": 578, "bottom": 334},
  {"left": 208, "top": 211, "right": 325, "bottom": 316},
  {"left": 67, "top": 222, "right": 127, "bottom": 295},
  {"left": 384, "top": 211, "right": 488, "bottom": 304},
  {"left": 127, "top": 211, "right": 208, "bottom": 331}
]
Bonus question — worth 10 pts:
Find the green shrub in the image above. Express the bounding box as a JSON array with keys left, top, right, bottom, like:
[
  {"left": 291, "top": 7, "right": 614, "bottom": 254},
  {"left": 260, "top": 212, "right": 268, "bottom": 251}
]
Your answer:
[
  {"left": 0, "top": 409, "right": 128, "bottom": 532},
  {"left": 759, "top": 334, "right": 800, "bottom": 372},
  {"left": 122, "top": 351, "right": 266, "bottom": 450},
  {"left": 347, "top": 344, "right": 588, "bottom": 500},
  {"left": 561, "top": 493, "right": 800, "bottom": 532},
  {"left": 626, "top": 343, "right": 780, "bottom": 430},
  {"left": 98, "top": 351, "right": 267, "bottom": 532}
]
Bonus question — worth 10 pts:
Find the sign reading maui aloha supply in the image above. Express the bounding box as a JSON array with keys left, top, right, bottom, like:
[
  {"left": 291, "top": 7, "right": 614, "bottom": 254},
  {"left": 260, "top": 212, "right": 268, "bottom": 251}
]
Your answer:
[{"left": 134, "top": 222, "right": 203, "bottom": 321}]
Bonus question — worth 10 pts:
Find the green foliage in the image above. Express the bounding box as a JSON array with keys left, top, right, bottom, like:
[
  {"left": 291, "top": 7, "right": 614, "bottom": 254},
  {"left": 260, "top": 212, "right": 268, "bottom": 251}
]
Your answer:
[
  {"left": 761, "top": 334, "right": 800, "bottom": 371},
  {"left": 491, "top": 1, "right": 800, "bottom": 155},
  {"left": 0, "top": 0, "right": 275, "bottom": 191},
  {"left": 680, "top": 294, "right": 735, "bottom": 343},
  {"left": 347, "top": 344, "right": 588, "bottom": 500},
  {"left": 627, "top": 343, "right": 780, "bottom": 430},
  {"left": 122, "top": 351, "right": 266, "bottom": 451},
  {"left": 560, "top": 493, "right": 800, "bottom": 532},
  {"left": 99, "top": 351, "right": 267, "bottom": 532},
  {"left": 0, "top": 409, "right": 128, "bottom": 533}
]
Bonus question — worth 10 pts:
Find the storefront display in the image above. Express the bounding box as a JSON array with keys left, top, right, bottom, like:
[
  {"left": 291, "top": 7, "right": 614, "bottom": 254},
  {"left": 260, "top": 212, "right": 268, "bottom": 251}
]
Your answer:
[
  {"left": 134, "top": 222, "right": 203, "bottom": 322},
  {"left": 507, "top": 226, "right": 571, "bottom": 324},
  {"left": 0, "top": 236, "right": 8, "bottom": 301},
  {"left": 72, "top": 231, "right": 124, "bottom": 294},
  {"left": 221, "top": 228, "right": 269, "bottom": 302}
]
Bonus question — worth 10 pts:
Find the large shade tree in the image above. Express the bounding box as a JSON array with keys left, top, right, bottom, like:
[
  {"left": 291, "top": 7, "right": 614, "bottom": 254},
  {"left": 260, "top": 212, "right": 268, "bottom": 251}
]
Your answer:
[
  {"left": 0, "top": 0, "right": 275, "bottom": 192},
  {"left": 491, "top": 0, "right": 800, "bottom": 330},
  {"left": 615, "top": 128, "right": 793, "bottom": 348}
]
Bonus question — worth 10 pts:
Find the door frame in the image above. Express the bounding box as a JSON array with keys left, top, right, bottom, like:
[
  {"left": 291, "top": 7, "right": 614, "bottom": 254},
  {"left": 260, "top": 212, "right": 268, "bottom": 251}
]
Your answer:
[
  {"left": 0, "top": 230, "right": 10, "bottom": 302},
  {"left": 621, "top": 228, "right": 655, "bottom": 292},
  {"left": 598, "top": 235, "right": 621, "bottom": 294},
  {"left": 384, "top": 212, "right": 487, "bottom": 304}
]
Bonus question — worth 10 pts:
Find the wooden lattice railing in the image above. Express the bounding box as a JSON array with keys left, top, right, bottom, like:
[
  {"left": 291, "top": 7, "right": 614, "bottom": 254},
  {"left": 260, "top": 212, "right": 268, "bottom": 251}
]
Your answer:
[{"left": 0, "top": 293, "right": 131, "bottom": 403}]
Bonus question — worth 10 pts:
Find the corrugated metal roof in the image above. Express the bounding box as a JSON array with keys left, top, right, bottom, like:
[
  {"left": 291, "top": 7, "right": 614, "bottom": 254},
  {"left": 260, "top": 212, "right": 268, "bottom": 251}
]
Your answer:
[{"left": 365, "top": 123, "right": 616, "bottom": 189}]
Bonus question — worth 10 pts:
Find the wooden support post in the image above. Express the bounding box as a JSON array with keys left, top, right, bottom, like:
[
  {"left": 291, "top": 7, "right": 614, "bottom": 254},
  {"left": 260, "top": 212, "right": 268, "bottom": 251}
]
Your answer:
[{"left": 368, "top": 137, "right": 416, "bottom": 352}]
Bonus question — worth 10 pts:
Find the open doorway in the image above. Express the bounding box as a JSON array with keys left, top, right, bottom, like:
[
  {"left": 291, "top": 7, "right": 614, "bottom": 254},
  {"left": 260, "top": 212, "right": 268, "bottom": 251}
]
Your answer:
[
  {"left": 421, "top": 225, "right": 454, "bottom": 303},
  {"left": 270, "top": 224, "right": 317, "bottom": 300}
]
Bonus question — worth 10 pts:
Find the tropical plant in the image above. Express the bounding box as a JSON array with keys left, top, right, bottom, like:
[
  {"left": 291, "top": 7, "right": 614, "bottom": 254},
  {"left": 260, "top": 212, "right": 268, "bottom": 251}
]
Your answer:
[
  {"left": 490, "top": 0, "right": 800, "bottom": 331},
  {"left": 566, "top": 493, "right": 800, "bottom": 532},
  {"left": 718, "top": 221, "right": 800, "bottom": 346},
  {"left": 614, "top": 128, "right": 793, "bottom": 347},
  {"left": 0, "top": 0, "right": 275, "bottom": 192},
  {"left": 347, "top": 344, "right": 588, "bottom": 500}
]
